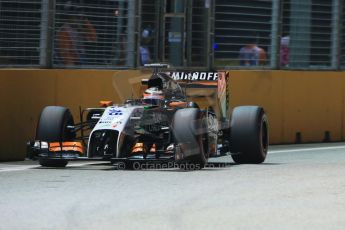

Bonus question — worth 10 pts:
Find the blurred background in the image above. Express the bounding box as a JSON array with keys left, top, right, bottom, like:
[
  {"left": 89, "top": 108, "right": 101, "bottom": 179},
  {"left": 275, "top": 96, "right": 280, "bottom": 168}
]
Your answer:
[{"left": 0, "top": 0, "right": 343, "bottom": 70}]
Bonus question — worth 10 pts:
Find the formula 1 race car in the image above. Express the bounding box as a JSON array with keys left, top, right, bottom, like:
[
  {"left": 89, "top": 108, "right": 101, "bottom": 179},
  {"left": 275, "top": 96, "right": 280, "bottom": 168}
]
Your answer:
[{"left": 27, "top": 64, "right": 269, "bottom": 169}]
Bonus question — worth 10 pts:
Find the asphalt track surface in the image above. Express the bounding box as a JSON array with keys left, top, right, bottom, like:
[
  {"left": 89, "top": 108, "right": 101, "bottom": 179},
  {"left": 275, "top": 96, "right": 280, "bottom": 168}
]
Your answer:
[{"left": 1, "top": 143, "right": 345, "bottom": 230}]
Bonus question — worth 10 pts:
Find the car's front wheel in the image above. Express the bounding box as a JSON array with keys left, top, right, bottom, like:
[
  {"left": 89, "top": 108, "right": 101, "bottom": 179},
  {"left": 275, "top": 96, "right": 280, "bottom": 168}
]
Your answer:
[
  {"left": 173, "top": 108, "right": 209, "bottom": 169},
  {"left": 36, "top": 106, "right": 75, "bottom": 167}
]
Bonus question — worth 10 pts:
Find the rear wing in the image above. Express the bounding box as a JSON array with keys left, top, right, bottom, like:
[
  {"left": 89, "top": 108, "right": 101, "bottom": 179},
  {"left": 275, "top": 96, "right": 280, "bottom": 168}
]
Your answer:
[
  {"left": 141, "top": 69, "right": 230, "bottom": 119},
  {"left": 170, "top": 71, "right": 230, "bottom": 119},
  {"left": 169, "top": 71, "right": 218, "bottom": 89},
  {"left": 143, "top": 64, "right": 219, "bottom": 88}
]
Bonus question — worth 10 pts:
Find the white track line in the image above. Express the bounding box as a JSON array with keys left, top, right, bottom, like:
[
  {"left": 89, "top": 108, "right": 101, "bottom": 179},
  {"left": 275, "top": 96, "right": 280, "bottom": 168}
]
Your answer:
[
  {"left": 269, "top": 145, "right": 345, "bottom": 154},
  {"left": 0, "top": 162, "right": 100, "bottom": 173},
  {"left": 0, "top": 165, "right": 38, "bottom": 172}
]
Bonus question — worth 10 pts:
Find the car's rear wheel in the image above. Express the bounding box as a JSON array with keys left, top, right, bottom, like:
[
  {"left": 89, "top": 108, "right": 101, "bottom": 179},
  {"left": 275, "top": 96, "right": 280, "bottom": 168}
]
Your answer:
[
  {"left": 173, "top": 108, "right": 209, "bottom": 169},
  {"left": 230, "top": 106, "right": 268, "bottom": 164},
  {"left": 36, "top": 106, "right": 75, "bottom": 167}
]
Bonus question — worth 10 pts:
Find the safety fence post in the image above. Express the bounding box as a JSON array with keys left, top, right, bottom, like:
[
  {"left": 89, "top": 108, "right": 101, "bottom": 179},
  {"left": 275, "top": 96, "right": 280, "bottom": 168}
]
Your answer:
[
  {"left": 39, "top": 0, "right": 55, "bottom": 68},
  {"left": 331, "top": 0, "right": 342, "bottom": 70},
  {"left": 270, "top": 0, "right": 281, "bottom": 69}
]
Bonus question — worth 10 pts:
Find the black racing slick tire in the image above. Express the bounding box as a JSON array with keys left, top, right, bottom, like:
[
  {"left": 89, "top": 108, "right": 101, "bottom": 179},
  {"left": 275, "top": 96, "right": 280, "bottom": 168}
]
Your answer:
[
  {"left": 36, "top": 106, "right": 75, "bottom": 167},
  {"left": 230, "top": 106, "right": 269, "bottom": 164},
  {"left": 173, "top": 108, "right": 209, "bottom": 169},
  {"left": 36, "top": 106, "right": 75, "bottom": 142}
]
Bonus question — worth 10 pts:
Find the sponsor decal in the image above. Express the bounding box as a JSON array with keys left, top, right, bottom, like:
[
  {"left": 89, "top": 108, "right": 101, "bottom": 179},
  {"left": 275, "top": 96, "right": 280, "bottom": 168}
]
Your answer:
[
  {"left": 112, "top": 120, "right": 123, "bottom": 128},
  {"left": 168, "top": 72, "right": 218, "bottom": 81},
  {"left": 108, "top": 108, "right": 123, "bottom": 116},
  {"left": 97, "top": 123, "right": 111, "bottom": 128}
]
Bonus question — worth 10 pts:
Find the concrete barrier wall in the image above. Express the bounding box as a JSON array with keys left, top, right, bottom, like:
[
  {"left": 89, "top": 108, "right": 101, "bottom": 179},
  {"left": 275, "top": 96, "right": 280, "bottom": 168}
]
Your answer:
[
  {"left": 0, "top": 69, "right": 142, "bottom": 161},
  {"left": 230, "top": 70, "right": 345, "bottom": 144},
  {"left": 0, "top": 69, "right": 344, "bottom": 160}
]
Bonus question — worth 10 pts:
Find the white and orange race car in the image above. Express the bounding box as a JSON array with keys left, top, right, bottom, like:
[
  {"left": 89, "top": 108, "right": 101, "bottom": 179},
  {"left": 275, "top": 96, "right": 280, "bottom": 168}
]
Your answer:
[{"left": 27, "top": 64, "right": 269, "bottom": 169}]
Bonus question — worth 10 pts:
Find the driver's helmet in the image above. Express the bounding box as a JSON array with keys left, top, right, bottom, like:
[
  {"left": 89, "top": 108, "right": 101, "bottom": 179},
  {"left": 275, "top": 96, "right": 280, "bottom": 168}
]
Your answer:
[{"left": 143, "top": 87, "right": 164, "bottom": 105}]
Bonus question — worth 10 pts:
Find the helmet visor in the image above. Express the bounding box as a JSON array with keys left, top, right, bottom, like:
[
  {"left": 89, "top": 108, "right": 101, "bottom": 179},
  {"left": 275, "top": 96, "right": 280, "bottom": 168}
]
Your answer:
[{"left": 142, "top": 98, "right": 163, "bottom": 106}]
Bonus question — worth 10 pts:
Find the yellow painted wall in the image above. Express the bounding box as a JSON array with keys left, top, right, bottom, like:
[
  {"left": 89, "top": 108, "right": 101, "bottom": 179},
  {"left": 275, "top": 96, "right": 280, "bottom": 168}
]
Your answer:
[
  {"left": 0, "top": 69, "right": 144, "bottom": 161},
  {"left": 230, "top": 71, "right": 345, "bottom": 144},
  {"left": 0, "top": 69, "right": 345, "bottom": 160}
]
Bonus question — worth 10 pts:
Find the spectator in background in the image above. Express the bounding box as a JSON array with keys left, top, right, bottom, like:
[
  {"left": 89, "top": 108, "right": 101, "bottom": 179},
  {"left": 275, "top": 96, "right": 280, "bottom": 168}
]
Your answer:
[
  {"left": 56, "top": 1, "right": 97, "bottom": 66},
  {"left": 280, "top": 35, "right": 290, "bottom": 67},
  {"left": 140, "top": 27, "right": 153, "bottom": 65},
  {"left": 239, "top": 37, "right": 267, "bottom": 66}
]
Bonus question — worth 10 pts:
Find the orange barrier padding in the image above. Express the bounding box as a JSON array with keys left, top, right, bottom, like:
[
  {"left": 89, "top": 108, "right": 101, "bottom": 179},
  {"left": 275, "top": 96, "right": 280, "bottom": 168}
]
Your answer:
[
  {"left": 3, "top": 69, "right": 345, "bottom": 161},
  {"left": 49, "top": 142, "right": 85, "bottom": 154}
]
